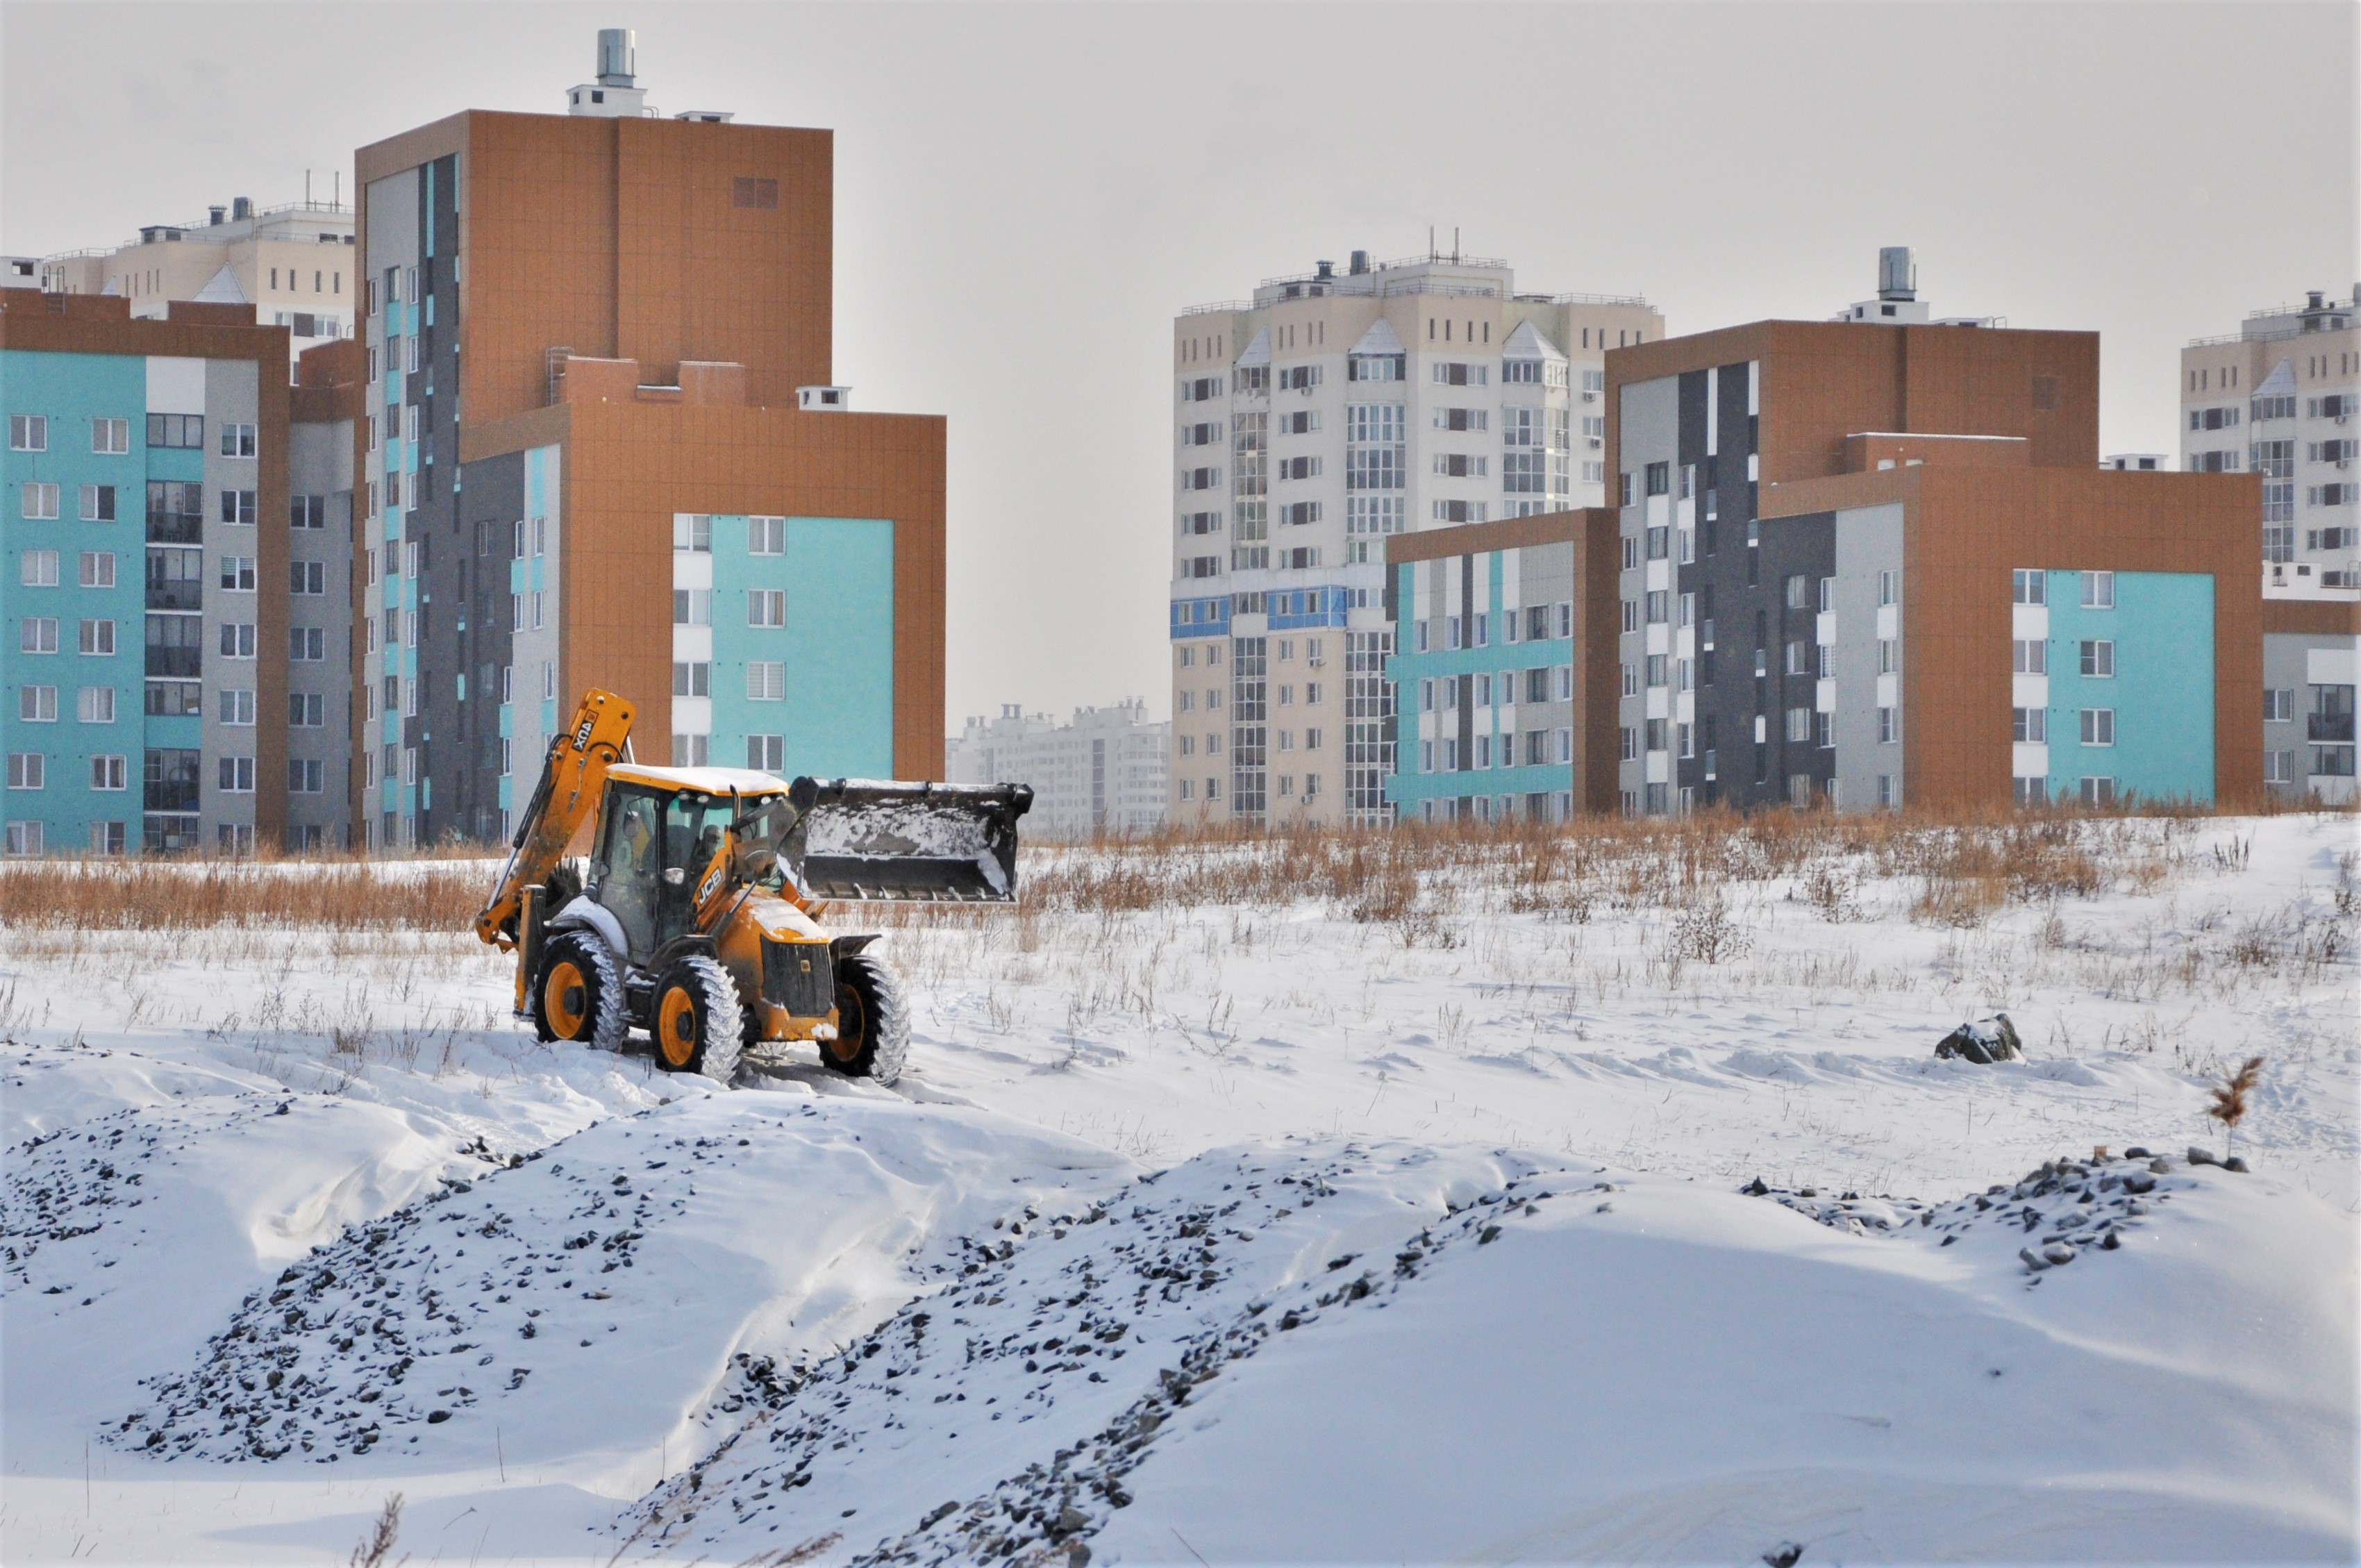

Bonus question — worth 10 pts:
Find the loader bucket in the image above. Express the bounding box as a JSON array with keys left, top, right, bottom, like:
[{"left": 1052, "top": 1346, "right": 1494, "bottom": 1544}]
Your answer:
[{"left": 783, "top": 777, "right": 1035, "bottom": 903}]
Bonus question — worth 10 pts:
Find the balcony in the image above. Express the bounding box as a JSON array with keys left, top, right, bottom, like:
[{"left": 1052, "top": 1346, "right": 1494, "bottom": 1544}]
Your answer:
[{"left": 2310, "top": 712, "right": 2357, "bottom": 743}]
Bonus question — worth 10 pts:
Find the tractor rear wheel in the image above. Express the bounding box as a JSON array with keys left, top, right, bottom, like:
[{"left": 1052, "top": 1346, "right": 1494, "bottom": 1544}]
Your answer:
[
  {"left": 651, "top": 955, "right": 744, "bottom": 1085},
  {"left": 533, "top": 932, "right": 627, "bottom": 1053},
  {"left": 819, "top": 950, "right": 908, "bottom": 1086}
]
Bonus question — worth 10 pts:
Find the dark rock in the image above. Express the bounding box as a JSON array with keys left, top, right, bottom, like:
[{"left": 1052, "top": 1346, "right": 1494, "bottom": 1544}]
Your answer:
[
  {"left": 2186, "top": 1146, "right": 2217, "bottom": 1167},
  {"left": 1763, "top": 1544, "right": 1805, "bottom": 1568},
  {"left": 2223, "top": 1156, "right": 2249, "bottom": 1174},
  {"left": 2124, "top": 1146, "right": 2151, "bottom": 1159},
  {"left": 1742, "top": 1178, "right": 1769, "bottom": 1196},
  {"left": 1934, "top": 1013, "right": 2022, "bottom": 1065},
  {"left": 2019, "top": 1247, "right": 2049, "bottom": 1271}
]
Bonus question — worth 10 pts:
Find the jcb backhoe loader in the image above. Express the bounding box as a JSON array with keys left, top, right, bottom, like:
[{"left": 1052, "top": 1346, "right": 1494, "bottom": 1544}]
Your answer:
[{"left": 474, "top": 689, "right": 1032, "bottom": 1086}]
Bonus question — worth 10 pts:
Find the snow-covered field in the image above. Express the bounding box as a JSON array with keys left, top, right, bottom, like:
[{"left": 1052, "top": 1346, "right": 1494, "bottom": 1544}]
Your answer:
[{"left": 2, "top": 812, "right": 2354, "bottom": 1566}]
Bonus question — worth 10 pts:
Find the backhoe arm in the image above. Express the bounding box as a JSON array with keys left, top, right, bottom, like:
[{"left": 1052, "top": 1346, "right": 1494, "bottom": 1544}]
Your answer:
[{"left": 473, "top": 688, "right": 635, "bottom": 949}]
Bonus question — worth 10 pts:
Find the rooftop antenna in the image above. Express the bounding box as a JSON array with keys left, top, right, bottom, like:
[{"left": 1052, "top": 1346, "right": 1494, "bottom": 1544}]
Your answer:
[
  {"left": 1428, "top": 225, "right": 1435, "bottom": 262},
  {"left": 1453, "top": 226, "right": 1460, "bottom": 263},
  {"left": 305, "top": 169, "right": 312, "bottom": 204}
]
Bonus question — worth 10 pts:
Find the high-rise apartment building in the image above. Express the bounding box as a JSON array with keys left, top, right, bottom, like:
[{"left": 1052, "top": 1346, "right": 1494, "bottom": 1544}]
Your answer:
[
  {"left": 351, "top": 33, "right": 945, "bottom": 849},
  {"left": 40, "top": 199, "right": 358, "bottom": 367},
  {"left": 2181, "top": 287, "right": 2361, "bottom": 591},
  {"left": 2, "top": 294, "right": 359, "bottom": 855},
  {"left": 944, "top": 700, "right": 1168, "bottom": 838},
  {"left": 1169, "top": 251, "right": 1659, "bottom": 828},
  {"left": 1602, "top": 252, "right": 2261, "bottom": 816}
]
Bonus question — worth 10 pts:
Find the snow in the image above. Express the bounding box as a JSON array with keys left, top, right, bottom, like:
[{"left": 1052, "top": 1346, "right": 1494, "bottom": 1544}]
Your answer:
[{"left": 1, "top": 812, "right": 2354, "bottom": 1565}]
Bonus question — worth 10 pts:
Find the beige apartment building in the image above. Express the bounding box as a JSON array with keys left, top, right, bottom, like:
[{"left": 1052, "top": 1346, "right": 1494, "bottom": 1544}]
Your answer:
[
  {"left": 2181, "top": 286, "right": 2361, "bottom": 590},
  {"left": 41, "top": 197, "right": 357, "bottom": 367},
  {"left": 1167, "top": 249, "right": 1660, "bottom": 827}
]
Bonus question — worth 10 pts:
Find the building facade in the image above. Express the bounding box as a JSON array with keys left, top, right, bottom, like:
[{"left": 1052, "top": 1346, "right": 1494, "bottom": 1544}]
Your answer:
[
  {"left": 2181, "top": 287, "right": 2360, "bottom": 590},
  {"left": 945, "top": 700, "right": 1168, "bottom": 838},
  {"left": 1169, "top": 252, "right": 1659, "bottom": 828},
  {"left": 351, "top": 37, "right": 945, "bottom": 849},
  {"left": 1, "top": 294, "right": 340, "bottom": 854},
  {"left": 1383, "top": 508, "right": 1616, "bottom": 822},
  {"left": 1604, "top": 265, "right": 2261, "bottom": 815},
  {"left": 2262, "top": 592, "right": 2360, "bottom": 804},
  {"left": 40, "top": 198, "right": 358, "bottom": 367}
]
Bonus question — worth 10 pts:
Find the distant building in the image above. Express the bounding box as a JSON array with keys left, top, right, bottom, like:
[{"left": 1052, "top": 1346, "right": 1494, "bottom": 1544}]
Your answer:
[
  {"left": 1596, "top": 251, "right": 2264, "bottom": 816},
  {"left": 1168, "top": 249, "right": 1661, "bottom": 829},
  {"left": 1, "top": 294, "right": 357, "bottom": 856},
  {"left": 946, "top": 702, "right": 1167, "bottom": 838},
  {"left": 40, "top": 197, "right": 358, "bottom": 367},
  {"left": 351, "top": 30, "right": 944, "bottom": 849},
  {"left": 2181, "top": 287, "right": 2360, "bottom": 590}
]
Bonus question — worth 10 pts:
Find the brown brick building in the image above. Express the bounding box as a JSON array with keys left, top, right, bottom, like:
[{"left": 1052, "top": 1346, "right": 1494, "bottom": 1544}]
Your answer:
[{"left": 351, "top": 78, "right": 943, "bottom": 848}]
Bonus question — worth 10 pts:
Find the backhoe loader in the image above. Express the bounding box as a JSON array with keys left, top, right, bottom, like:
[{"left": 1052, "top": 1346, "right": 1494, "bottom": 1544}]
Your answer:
[{"left": 474, "top": 689, "right": 1032, "bottom": 1086}]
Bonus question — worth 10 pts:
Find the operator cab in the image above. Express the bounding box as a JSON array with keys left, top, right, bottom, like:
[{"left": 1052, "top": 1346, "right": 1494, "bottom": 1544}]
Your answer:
[{"left": 587, "top": 765, "right": 788, "bottom": 960}]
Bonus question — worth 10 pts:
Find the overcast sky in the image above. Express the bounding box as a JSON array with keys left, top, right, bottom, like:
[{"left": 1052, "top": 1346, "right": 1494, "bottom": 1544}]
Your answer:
[{"left": 6, "top": 2, "right": 2355, "bottom": 728}]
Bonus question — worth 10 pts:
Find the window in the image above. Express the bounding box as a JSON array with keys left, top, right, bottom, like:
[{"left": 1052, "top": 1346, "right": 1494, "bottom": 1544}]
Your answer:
[
  {"left": 21, "top": 482, "right": 59, "bottom": 519},
  {"left": 674, "top": 588, "right": 712, "bottom": 626},
  {"left": 2011, "top": 569, "right": 2045, "bottom": 605},
  {"left": 219, "top": 688, "right": 256, "bottom": 725},
  {"left": 2012, "top": 706, "right": 2044, "bottom": 742},
  {"left": 1783, "top": 574, "right": 1809, "bottom": 610},
  {"left": 1784, "top": 640, "right": 1807, "bottom": 676},
  {"left": 746, "top": 734, "right": 787, "bottom": 772},
  {"left": 2264, "top": 688, "right": 2294, "bottom": 723},
  {"left": 219, "top": 423, "right": 258, "bottom": 458},
  {"left": 1879, "top": 706, "right": 1899, "bottom": 744},
  {"left": 20, "top": 548, "right": 58, "bottom": 587},
  {"left": 219, "top": 556, "right": 257, "bottom": 591},
  {"left": 290, "top": 627, "right": 326, "bottom": 661},
  {"left": 1785, "top": 707, "right": 1811, "bottom": 743},
  {"left": 146, "top": 413, "right": 202, "bottom": 450},
  {"left": 78, "top": 484, "right": 117, "bottom": 522},
  {"left": 290, "top": 560, "right": 326, "bottom": 595},
  {"left": 749, "top": 589, "right": 787, "bottom": 628},
  {"left": 2078, "top": 708, "right": 2114, "bottom": 746},
  {"left": 78, "top": 618, "right": 115, "bottom": 656},
  {"left": 7, "top": 753, "right": 44, "bottom": 790},
  {"left": 1278, "top": 456, "right": 1321, "bottom": 481},
  {"left": 2078, "top": 639, "right": 2114, "bottom": 677},
  {"left": 1644, "top": 461, "right": 1671, "bottom": 497},
  {"left": 288, "top": 759, "right": 324, "bottom": 794},
  {"left": 78, "top": 685, "right": 115, "bottom": 724},
  {"left": 1878, "top": 639, "right": 1899, "bottom": 675},
  {"left": 1878, "top": 570, "right": 1899, "bottom": 607},
  {"left": 10, "top": 414, "right": 47, "bottom": 451},
  {"left": 748, "top": 661, "right": 785, "bottom": 701},
  {"left": 2012, "top": 639, "right": 2046, "bottom": 674},
  {"left": 2079, "top": 571, "right": 2114, "bottom": 609},
  {"left": 217, "top": 756, "right": 256, "bottom": 793},
  {"left": 733, "top": 176, "right": 780, "bottom": 209},
  {"left": 2265, "top": 749, "right": 2297, "bottom": 785},
  {"left": 750, "top": 515, "right": 786, "bottom": 554},
  {"left": 90, "top": 753, "right": 127, "bottom": 791},
  {"left": 1503, "top": 452, "right": 1546, "bottom": 493},
  {"left": 219, "top": 622, "right": 256, "bottom": 659},
  {"left": 2080, "top": 776, "right": 2116, "bottom": 806},
  {"left": 218, "top": 490, "right": 258, "bottom": 525},
  {"left": 672, "top": 661, "right": 712, "bottom": 698},
  {"left": 91, "top": 417, "right": 129, "bottom": 455},
  {"left": 290, "top": 692, "right": 324, "bottom": 726},
  {"left": 2253, "top": 394, "right": 2296, "bottom": 422},
  {"left": 1429, "top": 362, "right": 1485, "bottom": 387},
  {"left": 1431, "top": 500, "right": 1486, "bottom": 524},
  {"left": 1278, "top": 365, "right": 1321, "bottom": 392},
  {"left": 19, "top": 685, "right": 55, "bottom": 722}
]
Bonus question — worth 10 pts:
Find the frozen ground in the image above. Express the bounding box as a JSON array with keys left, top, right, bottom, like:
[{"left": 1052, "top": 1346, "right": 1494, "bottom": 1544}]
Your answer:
[{"left": 1, "top": 812, "right": 2354, "bottom": 1565}]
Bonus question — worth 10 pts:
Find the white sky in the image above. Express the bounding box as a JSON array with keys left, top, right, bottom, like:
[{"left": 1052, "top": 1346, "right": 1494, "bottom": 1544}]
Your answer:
[{"left": 6, "top": 2, "right": 2355, "bottom": 729}]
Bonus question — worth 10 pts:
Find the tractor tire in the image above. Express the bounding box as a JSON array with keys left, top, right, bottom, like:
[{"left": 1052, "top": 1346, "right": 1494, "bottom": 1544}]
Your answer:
[
  {"left": 651, "top": 955, "right": 744, "bottom": 1086},
  {"left": 820, "top": 949, "right": 909, "bottom": 1086},
  {"left": 533, "top": 931, "right": 628, "bottom": 1054}
]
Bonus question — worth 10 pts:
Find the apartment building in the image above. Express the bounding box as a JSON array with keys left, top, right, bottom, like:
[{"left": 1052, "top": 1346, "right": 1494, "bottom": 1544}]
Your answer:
[
  {"left": 1385, "top": 508, "right": 1618, "bottom": 822},
  {"left": 40, "top": 198, "right": 358, "bottom": 367},
  {"left": 944, "top": 700, "right": 1168, "bottom": 838},
  {"left": 2182, "top": 287, "right": 2361, "bottom": 590},
  {"left": 1602, "top": 253, "right": 2261, "bottom": 815},
  {"left": 353, "top": 33, "right": 944, "bottom": 848},
  {"left": 0, "top": 292, "right": 360, "bottom": 854},
  {"left": 1169, "top": 250, "right": 1659, "bottom": 828}
]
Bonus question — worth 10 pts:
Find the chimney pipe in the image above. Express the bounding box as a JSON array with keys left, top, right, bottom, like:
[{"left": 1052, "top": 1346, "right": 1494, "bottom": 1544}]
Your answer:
[
  {"left": 1877, "top": 246, "right": 1917, "bottom": 301},
  {"left": 209, "top": 206, "right": 226, "bottom": 226},
  {"left": 232, "top": 197, "right": 253, "bottom": 222},
  {"left": 596, "top": 28, "right": 636, "bottom": 86}
]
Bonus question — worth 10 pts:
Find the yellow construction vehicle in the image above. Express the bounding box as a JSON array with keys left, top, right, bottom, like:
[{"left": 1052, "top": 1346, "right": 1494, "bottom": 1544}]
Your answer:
[{"left": 474, "top": 689, "right": 1032, "bottom": 1086}]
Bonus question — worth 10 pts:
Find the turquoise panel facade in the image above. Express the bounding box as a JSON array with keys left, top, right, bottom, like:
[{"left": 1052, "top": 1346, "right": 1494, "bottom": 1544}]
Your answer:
[
  {"left": 2043, "top": 569, "right": 2214, "bottom": 807},
  {"left": 708, "top": 515, "right": 894, "bottom": 779},
  {"left": 2, "top": 349, "right": 151, "bottom": 853},
  {"left": 1384, "top": 556, "right": 1575, "bottom": 817}
]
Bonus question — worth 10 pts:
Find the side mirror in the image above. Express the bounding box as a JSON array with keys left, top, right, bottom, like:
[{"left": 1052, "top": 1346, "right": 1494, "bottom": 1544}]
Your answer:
[{"left": 662, "top": 867, "right": 686, "bottom": 886}]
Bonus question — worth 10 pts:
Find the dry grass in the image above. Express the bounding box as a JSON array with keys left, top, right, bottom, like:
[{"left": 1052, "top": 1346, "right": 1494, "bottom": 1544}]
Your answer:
[{"left": 0, "top": 856, "right": 485, "bottom": 931}]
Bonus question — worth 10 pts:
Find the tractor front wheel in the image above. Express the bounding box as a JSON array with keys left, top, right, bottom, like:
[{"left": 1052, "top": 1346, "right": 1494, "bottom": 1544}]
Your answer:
[
  {"left": 651, "top": 956, "right": 745, "bottom": 1086},
  {"left": 533, "top": 932, "right": 627, "bottom": 1053},
  {"left": 819, "top": 950, "right": 909, "bottom": 1086}
]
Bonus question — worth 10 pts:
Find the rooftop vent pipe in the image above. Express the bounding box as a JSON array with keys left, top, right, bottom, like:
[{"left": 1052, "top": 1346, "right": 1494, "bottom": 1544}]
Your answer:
[{"left": 597, "top": 28, "right": 636, "bottom": 87}]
